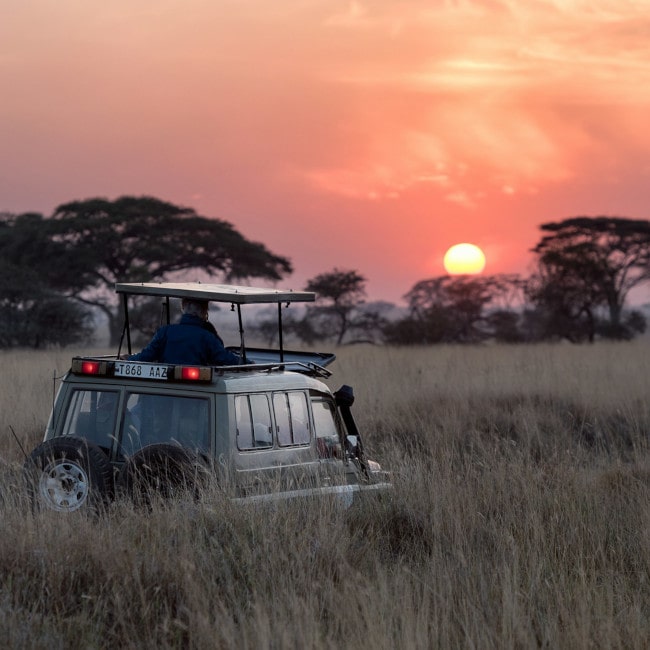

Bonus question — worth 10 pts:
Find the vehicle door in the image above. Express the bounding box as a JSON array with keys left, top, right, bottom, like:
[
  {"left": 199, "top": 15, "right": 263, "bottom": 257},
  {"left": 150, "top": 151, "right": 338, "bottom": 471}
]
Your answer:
[
  {"left": 310, "top": 393, "right": 350, "bottom": 485},
  {"left": 56, "top": 385, "right": 124, "bottom": 459},
  {"left": 117, "top": 389, "right": 212, "bottom": 460},
  {"left": 233, "top": 390, "right": 319, "bottom": 496}
]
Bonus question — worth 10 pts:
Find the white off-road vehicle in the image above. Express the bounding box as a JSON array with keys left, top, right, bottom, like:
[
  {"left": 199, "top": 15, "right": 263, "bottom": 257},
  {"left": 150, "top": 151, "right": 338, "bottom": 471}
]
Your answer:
[{"left": 24, "top": 282, "right": 390, "bottom": 512}]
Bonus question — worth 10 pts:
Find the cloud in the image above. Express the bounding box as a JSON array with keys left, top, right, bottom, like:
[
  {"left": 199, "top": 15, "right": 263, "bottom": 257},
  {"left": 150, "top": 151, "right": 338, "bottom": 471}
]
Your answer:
[
  {"left": 324, "top": 1, "right": 369, "bottom": 28},
  {"left": 3, "top": 1, "right": 650, "bottom": 217},
  {"left": 291, "top": 0, "right": 650, "bottom": 204}
]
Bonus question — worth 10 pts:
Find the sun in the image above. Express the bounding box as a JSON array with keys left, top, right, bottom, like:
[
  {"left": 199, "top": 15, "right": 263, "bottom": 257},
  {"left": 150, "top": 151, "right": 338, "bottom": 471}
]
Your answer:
[{"left": 443, "top": 243, "right": 486, "bottom": 275}]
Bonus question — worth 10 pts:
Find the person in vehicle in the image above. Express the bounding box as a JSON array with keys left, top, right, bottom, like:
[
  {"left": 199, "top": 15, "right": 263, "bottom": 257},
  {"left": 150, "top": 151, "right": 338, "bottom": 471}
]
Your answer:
[{"left": 128, "top": 298, "right": 243, "bottom": 365}]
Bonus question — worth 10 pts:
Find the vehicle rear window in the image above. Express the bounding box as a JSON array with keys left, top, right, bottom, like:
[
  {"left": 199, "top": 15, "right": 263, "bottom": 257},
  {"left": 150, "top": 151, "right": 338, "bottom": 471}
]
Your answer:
[
  {"left": 62, "top": 389, "right": 119, "bottom": 454},
  {"left": 121, "top": 393, "right": 210, "bottom": 456}
]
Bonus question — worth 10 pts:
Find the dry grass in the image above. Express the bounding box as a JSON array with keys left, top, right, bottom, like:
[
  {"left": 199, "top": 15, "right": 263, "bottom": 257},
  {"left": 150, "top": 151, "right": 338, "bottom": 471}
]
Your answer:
[{"left": 0, "top": 343, "right": 649, "bottom": 649}]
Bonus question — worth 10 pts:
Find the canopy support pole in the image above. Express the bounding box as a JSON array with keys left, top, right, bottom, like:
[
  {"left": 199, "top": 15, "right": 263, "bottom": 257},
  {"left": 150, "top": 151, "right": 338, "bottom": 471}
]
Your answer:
[
  {"left": 122, "top": 293, "right": 132, "bottom": 354},
  {"left": 165, "top": 296, "right": 171, "bottom": 324},
  {"left": 236, "top": 304, "right": 246, "bottom": 361},
  {"left": 278, "top": 303, "right": 285, "bottom": 362}
]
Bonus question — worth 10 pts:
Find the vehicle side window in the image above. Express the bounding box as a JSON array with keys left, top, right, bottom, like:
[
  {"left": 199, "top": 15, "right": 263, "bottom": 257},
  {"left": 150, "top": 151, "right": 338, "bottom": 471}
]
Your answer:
[
  {"left": 236, "top": 394, "right": 273, "bottom": 450},
  {"left": 311, "top": 397, "right": 343, "bottom": 458},
  {"left": 250, "top": 394, "right": 273, "bottom": 448},
  {"left": 121, "top": 393, "right": 209, "bottom": 456},
  {"left": 288, "top": 392, "right": 310, "bottom": 445},
  {"left": 62, "top": 389, "right": 119, "bottom": 452},
  {"left": 235, "top": 395, "right": 254, "bottom": 449},
  {"left": 273, "top": 394, "right": 292, "bottom": 446},
  {"left": 273, "top": 392, "right": 310, "bottom": 447}
]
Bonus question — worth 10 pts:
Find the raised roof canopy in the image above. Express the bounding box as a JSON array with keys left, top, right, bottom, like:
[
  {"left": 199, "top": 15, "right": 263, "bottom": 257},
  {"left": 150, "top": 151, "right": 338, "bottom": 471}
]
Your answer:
[{"left": 115, "top": 282, "right": 315, "bottom": 305}]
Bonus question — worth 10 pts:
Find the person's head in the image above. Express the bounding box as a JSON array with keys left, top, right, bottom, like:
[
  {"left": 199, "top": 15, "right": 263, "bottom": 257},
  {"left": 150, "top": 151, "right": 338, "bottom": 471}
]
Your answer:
[{"left": 181, "top": 298, "right": 209, "bottom": 321}]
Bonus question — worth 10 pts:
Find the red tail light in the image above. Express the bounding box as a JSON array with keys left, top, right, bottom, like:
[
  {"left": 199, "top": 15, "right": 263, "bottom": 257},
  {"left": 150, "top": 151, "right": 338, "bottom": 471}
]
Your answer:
[
  {"left": 182, "top": 366, "right": 200, "bottom": 380},
  {"left": 71, "top": 358, "right": 108, "bottom": 375},
  {"left": 82, "top": 361, "right": 101, "bottom": 375},
  {"left": 172, "top": 366, "right": 213, "bottom": 382}
]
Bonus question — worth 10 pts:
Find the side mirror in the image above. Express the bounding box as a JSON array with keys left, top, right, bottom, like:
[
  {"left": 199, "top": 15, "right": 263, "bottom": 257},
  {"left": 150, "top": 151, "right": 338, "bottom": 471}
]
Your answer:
[
  {"left": 334, "top": 385, "right": 355, "bottom": 407},
  {"left": 345, "top": 434, "right": 359, "bottom": 455}
]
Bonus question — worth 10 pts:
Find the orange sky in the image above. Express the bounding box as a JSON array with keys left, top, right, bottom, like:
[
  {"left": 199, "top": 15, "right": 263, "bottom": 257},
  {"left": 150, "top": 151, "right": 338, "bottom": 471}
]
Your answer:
[{"left": 2, "top": 1, "right": 650, "bottom": 304}]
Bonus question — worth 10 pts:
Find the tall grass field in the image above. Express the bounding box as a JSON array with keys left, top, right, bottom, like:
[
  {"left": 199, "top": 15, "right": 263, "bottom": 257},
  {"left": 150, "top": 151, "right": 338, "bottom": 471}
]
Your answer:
[{"left": 1, "top": 343, "right": 649, "bottom": 648}]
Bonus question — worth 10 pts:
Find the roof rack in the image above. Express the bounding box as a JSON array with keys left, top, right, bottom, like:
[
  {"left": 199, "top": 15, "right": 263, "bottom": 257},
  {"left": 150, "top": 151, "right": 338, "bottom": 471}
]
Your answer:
[
  {"left": 214, "top": 361, "right": 332, "bottom": 378},
  {"left": 71, "top": 356, "right": 332, "bottom": 380}
]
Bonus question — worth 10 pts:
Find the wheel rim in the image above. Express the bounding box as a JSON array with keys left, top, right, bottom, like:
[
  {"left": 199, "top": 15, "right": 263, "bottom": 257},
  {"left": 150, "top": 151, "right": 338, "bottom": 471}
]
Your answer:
[{"left": 38, "top": 459, "right": 90, "bottom": 512}]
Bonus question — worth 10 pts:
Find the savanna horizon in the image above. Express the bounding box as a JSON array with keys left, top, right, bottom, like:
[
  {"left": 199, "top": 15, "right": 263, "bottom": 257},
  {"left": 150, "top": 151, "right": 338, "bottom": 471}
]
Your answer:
[{"left": 0, "top": 342, "right": 648, "bottom": 648}]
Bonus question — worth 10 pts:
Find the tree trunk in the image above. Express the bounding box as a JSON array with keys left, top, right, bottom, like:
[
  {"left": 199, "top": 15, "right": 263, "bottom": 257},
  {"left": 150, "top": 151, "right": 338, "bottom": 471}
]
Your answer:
[
  {"left": 336, "top": 311, "right": 348, "bottom": 345},
  {"left": 107, "top": 309, "right": 125, "bottom": 348},
  {"left": 608, "top": 301, "right": 622, "bottom": 330},
  {"left": 585, "top": 308, "right": 595, "bottom": 343}
]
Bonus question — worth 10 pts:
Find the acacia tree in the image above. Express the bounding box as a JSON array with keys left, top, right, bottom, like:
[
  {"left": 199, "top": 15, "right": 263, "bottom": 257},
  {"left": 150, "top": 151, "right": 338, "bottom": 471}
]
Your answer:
[
  {"left": 40, "top": 196, "right": 293, "bottom": 344},
  {"left": 404, "top": 275, "right": 493, "bottom": 343},
  {"left": 385, "top": 274, "right": 524, "bottom": 344},
  {"left": 0, "top": 258, "right": 93, "bottom": 349},
  {"left": 0, "top": 212, "right": 80, "bottom": 292},
  {"left": 524, "top": 262, "right": 602, "bottom": 342},
  {"left": 530, "top": 216, "right": 650, "bottom": 340},
  {"left": 0, "top": 213, "right": 95, "bottom": 348},
  {"left": 303, "top": 269, "right": 370, "bottom": 344}
]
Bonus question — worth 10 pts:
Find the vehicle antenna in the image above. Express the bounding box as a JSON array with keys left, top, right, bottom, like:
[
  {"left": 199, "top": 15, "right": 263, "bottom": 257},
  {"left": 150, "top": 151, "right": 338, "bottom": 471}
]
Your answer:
[{"left": 8, "top": 425, "right": 29, "bottom": 462}]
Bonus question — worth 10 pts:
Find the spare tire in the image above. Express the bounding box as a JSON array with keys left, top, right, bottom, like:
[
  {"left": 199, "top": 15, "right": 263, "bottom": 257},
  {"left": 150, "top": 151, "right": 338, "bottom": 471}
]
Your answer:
[
  {"left": 24, "top": 437, "right": 114, "bottom": 513},
  {"left": 117, "top": 443, "right": 210, "bottom": 506}
]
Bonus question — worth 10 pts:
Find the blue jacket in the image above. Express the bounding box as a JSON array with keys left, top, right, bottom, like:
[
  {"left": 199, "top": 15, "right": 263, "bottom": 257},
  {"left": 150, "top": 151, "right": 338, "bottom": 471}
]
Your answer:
[{"left": 129, "top": 314, "right": 241, "bottom": 366}]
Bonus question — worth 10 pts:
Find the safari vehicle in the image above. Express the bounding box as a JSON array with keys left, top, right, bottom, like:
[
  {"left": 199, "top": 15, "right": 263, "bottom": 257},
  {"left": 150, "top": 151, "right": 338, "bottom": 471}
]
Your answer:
[{"left": 24, "top": 282, "right": 390, "bottom": 512}]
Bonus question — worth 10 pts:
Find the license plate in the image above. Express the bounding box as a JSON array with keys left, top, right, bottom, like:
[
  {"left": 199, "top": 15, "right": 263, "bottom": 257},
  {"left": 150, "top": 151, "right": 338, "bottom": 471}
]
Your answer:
[{"left": 114, "top": 361, "right": 168, "bottom": 380}]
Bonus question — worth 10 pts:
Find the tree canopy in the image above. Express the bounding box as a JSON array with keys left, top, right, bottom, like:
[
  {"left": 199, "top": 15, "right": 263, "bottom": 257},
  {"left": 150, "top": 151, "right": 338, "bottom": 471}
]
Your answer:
[
  {"left": 0, "top": 257, "right": 93, "bottom": 349},
  {"left": 1, "top": 197, "right": 293, "bottom": 346},
  {"left": 304, "top": 269, "right": 368, "bottom": 345},
  {"left": 383, "top": 274, "right": 525, "bottom": 345},
  {"left": 43, "top": 196, "right": 292, "bottom": 343},
  {"left": 530, "top": 216, "right": 650, "bottom": 340},
  {"left": 50, "top": 196, "right": 292, "bottom": 284}
]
